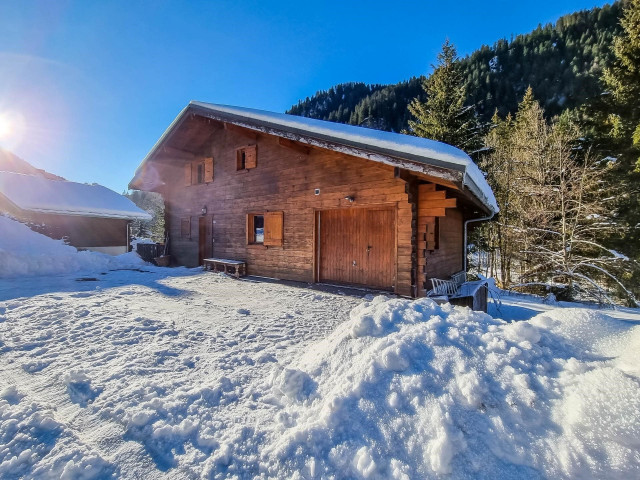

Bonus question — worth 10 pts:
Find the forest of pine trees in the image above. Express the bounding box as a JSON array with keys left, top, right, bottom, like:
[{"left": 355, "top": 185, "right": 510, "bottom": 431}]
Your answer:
[
  {"left": 288, "top": 1, "right": 639, "bottom": 305},
  {"left": 287, "top": 2, "right": 622, "bottom": 130}
]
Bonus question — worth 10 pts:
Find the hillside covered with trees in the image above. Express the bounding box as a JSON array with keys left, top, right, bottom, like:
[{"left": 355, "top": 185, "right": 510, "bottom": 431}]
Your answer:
[{"left": 287, "top": 2, "right": 623, "bottom": 132}]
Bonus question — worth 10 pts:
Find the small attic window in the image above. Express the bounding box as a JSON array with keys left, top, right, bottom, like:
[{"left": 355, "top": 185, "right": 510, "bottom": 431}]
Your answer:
[{"left": 236, "top": 145, "right": 257, "bottom": 171}]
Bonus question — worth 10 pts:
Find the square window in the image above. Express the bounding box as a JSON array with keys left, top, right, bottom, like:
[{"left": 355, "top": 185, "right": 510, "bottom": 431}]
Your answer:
[
  {"left": 246, "top": 212, "right": 283, "bottom": 247},
  {"left": 237, "top": 145, "right": 257, "bottom": 171}
]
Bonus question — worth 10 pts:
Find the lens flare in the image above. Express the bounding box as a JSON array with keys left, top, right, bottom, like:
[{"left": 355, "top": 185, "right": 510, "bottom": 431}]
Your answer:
[
  {"left": 0, "top": 114, "right": 12, "bottom": 139},
  {"left": 0, "top": 111, "right": 26, "bottom": 149}
]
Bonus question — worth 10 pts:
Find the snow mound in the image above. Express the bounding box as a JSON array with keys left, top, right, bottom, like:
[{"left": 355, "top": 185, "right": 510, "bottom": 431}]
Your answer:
[
  {"left": 0, "top": 215, "right": 145, "bottom": 278},
  {"left": 262, "top": 296, "right": 640, "bottom": 479}
]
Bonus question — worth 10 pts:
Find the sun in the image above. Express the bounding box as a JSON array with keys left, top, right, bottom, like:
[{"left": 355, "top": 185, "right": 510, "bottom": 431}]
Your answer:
[{"left": 0, "top": 113, "right": 12, "bottom": 140}]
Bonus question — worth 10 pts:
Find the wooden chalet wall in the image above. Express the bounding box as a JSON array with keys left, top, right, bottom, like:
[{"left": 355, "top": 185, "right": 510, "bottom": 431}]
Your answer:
[
  {"left": 417, "top": 184, "right": 464, "bottom": 294},
  {"left": 0, "top": 195, "right": 129, "bottom": 249},
  {"left": 22, "top": 213, "right": 129, "bottom": 249},
  {"left": 158, "top": 122, "right": 416, "bottom": 296}
]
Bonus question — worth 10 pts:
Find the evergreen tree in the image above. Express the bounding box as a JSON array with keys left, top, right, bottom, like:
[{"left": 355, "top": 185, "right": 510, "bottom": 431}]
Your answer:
[
  {"left": 477, "top": 89, "right": 636, "bottom": 304},
  {"left": 602, "top": 0, "right": 640, "bottom": 169},
  {"left": 287, "top": 3, "right": 622, "bottom": 133},
  {"left": 597, "top": 0, "right": 640, "bottom": 295},
  {"left": 407, "top": 40, "right": 482, "bottom": 151}
]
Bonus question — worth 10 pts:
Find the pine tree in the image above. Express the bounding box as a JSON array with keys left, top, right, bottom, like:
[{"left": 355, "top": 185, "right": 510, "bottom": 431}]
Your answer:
[
  {"left": 477, "top": 89, "right": 636, "bottom": 304},
  {"left": 602, "top": 0, "right": 640, "bottom": 169},
  {"left": 597, "top": 0, "right": 640, "bottom": 290},
  {"left": 407, "top": 40, "right": 482, "bottom": 151}
]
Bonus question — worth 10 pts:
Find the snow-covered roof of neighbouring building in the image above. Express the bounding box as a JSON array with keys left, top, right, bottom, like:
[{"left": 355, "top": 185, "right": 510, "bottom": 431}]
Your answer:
[
  {"left": 130, "top": 102, "right": 498, "bottom": 213},
  {"left": 0, "top": 171, "right": 152, "bottom": 220}
]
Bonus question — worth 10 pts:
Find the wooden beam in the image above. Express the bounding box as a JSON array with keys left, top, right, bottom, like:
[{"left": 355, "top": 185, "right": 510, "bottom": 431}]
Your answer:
[
  {"left": 224, "top": 122, "right": 259, "bottom": 140},
  {"left": 394, "top": 167, "right": 416, "bottom": 183},
  {"left": 418, "top": 183, "right": 437, "bottom": 193},
  {"left": 420, "top": 190, "right": 446, "bottom": 200},
  {"left": 278, "top": 137, "right": 311, "bottom": 155},
  {"left": 414, "top": 173, "right": 461, "bottom": 190},
  {"left": 418, "top": 198, "right": 457, "bottom": 209},
  {"left": 418, "top": 209, "right": 446, "bottom": 218}
]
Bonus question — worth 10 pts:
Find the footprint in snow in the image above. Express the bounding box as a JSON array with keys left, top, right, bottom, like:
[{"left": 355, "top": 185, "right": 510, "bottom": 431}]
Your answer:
[
  {"left": 64, "top": 371, "right": 103, "bottom": 407},
  {"left": 237, "top": 308, "right": 250, "bottom": 315}
]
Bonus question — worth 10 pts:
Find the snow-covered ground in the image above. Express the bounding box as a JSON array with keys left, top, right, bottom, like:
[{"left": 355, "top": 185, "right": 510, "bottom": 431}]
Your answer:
[{"left": 1, "top": 216, "right": 639, "bottom": 479}]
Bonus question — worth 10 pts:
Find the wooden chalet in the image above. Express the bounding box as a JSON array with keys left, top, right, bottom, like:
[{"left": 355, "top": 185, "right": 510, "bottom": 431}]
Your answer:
[
  {"left": 0, "top": 171, "right": 151, "bottom": 255},
  {"left": 129, "top": 102, "right": 497, "bottom": 298}
]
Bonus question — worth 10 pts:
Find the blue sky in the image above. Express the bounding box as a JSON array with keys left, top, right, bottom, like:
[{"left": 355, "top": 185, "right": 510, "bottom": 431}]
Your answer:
[{"left": 0, "top": 0, "right": 610, "bottom": 193}]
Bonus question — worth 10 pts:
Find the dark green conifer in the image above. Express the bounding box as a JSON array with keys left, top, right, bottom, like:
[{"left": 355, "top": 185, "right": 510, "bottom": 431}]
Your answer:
[{"left": 407, "top": 40, "right": 482, "bottom": 151}]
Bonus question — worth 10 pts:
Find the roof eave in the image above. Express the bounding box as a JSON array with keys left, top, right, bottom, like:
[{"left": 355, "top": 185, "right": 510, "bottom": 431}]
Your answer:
[
  {"left": 129, "top": 103, "right": 496, "bottom": 213},
  {"left": 19, "top": 207, "right": 151, "bottom": 221}
]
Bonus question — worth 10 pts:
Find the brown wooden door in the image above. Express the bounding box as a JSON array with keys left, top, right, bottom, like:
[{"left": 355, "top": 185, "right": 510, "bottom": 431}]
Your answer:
[
  {"left": 319, "top": 207, "right": 395, "bottom": 289},
  {"left": 198, "top": 216, "right": 213, "bottom": 265}
]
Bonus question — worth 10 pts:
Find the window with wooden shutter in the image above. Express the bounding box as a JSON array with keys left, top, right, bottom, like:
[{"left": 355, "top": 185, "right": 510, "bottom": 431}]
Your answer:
[
  {"left": 181, "top": 217, "right": 191, "bottom": 238},
  {"left": 237, "top": 145, "right": 257, "bottom": 170},
  {"left": 264, "top": 211, "right": 283, "bottom": 247},
  {"left": 204, "top": 157, "right": 214, "bottom": 183},
  {"left": 184, "top": 163, "right": 192, "bottom": 186}
]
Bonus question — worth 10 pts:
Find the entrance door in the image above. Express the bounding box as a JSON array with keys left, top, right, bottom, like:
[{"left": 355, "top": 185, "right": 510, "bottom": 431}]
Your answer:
[
  {"left": 198, "top": 216, "right": 213, "bottom": 265},
  {"left": 319, "top": 207, "right": 395, "bottom": 289}
]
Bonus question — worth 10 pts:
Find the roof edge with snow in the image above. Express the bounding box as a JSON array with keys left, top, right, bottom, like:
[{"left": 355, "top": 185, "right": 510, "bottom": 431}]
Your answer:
[
  {"left": 130, "top": 102, "right": 498, "bottom": 213},
  {"left": 0, "top": 171, "right": 152, "bottom": 221}
]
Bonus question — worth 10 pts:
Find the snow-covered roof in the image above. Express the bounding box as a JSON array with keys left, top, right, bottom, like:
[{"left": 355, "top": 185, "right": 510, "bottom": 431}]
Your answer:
[
  {"left": 0, "top": 171, "right": 152, "bottom": 220},
  {"left": 130, "top": 102, "right": 498, "bottom": 213}
]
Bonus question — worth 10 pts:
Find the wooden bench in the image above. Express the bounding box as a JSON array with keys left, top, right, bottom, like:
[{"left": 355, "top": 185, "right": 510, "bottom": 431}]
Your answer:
[{"left": 202, "top": 258, "right": 247, "bottom": 278}]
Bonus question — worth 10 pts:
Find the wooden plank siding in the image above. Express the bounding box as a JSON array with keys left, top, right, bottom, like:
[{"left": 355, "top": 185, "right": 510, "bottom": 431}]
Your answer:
[
  {"left": 416, "top": 183, "right": 464, "bottom": 294},
  {"left": 158, "top": 124, "right": 416, "bottom": 296},
  {"left": 4, "top": 210, "right": 129, "bottom": 249}
]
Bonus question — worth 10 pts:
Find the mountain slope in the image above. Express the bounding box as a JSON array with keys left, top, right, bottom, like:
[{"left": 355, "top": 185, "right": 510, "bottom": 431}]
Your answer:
[{"left": 287, "top": 2, "right": 623, "bottom": 131}]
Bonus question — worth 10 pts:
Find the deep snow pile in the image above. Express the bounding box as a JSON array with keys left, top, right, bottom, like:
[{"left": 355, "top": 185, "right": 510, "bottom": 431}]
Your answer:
[
  {"left": 263, "top": 297, "right": 640, "bottom": 479},
  {"left": 0, "top": 269, "right": 638, "bottom": 479},
  {"left": 0, "top": 215, "right": 144, "bottom": 277}
]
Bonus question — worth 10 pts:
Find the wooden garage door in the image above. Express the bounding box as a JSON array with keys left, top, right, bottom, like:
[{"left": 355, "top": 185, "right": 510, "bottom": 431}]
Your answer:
[{"left": 319, "top": 207, "right": 395, "bottom": 289}]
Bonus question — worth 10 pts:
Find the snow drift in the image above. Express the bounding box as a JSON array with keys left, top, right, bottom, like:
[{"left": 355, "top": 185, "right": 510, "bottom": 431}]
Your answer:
[
  {"left": 262, "top": 296, "right": 640, "bottom": 479},
  {"left": 0, "top": 237, "right": 638, "bottom": 478},
  {"left": 0, "top": 215, "right": 145, "bottom": 278}
]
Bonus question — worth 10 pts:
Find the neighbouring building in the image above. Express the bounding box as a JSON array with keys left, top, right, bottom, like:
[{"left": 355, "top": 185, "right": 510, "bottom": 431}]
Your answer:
[
  {"left": 0, "top": 171, "right": 151, "bottom": 255},
  {"left": 129, "top": 102, "right": 498, "bottom": 297}
]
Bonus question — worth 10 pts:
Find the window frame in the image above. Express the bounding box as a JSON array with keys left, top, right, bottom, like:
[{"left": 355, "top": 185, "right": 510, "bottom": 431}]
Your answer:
[
  {"left": 185, "top": 157, "right": 214, "bottom": 186},
  {"left": 246, "top": 213, "right": 264, "bottom": 245},
  {"left": 236, "top": 145, "right": 257, "bottom": 171},
  {"left": 246, "top": 211, "right": 283, "bottom": 247}
]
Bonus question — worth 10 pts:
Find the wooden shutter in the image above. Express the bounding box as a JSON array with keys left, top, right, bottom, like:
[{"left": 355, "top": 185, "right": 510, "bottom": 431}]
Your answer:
[
  {"left": 264, "top": 211, "right": 283, "bottom": 247},
  {"left": 181, "top": 217, "right": 191, "bottom": 238},
  {"left": 184, "top": 163, "right": 192, "bottom": 186},
  {"left": 245, "top": 145, "right": 257, "bottom": 169},
  {"left": 204, "top": 157, "right": 214, "bottom": 183}
]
